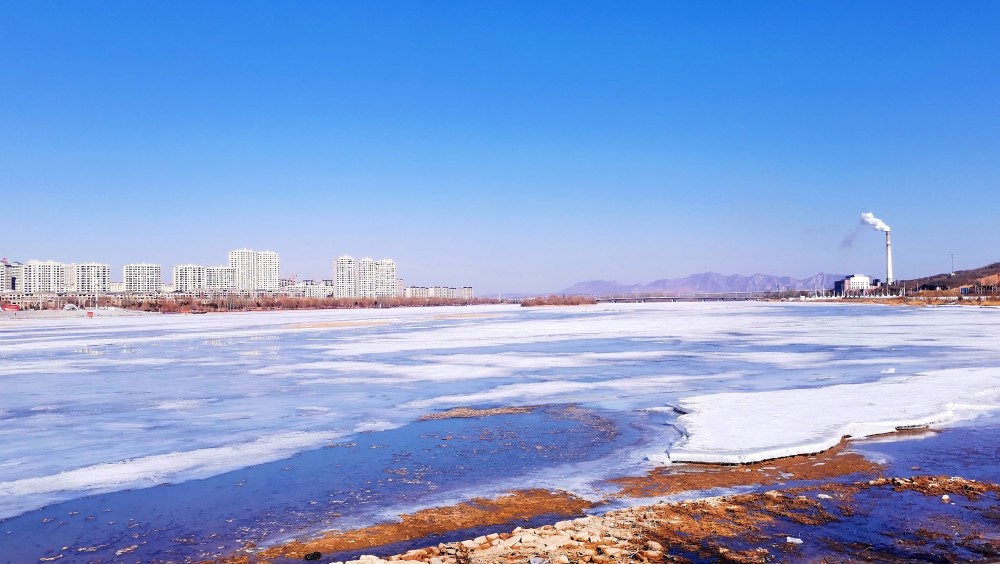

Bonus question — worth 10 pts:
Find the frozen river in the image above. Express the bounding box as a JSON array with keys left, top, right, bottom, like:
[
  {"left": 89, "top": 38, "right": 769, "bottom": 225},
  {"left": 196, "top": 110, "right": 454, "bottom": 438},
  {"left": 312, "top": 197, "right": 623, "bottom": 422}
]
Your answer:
[{"left": 1, "top": 302, "right": 999, "bottom": 561}]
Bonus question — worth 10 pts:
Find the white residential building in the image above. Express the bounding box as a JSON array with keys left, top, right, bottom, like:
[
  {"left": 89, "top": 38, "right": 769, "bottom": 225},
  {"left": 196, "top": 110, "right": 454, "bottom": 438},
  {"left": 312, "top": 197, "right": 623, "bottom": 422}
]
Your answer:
[
  {"left": 205, "top": 266, "right": 235, "bottom": 292},
  {"left": 124, "top": 263, "right": 162, "bottom": 294},
  {"left": 356, "top": 257, "right": 377, "bottom": 298},
  {"left": 229, "top": 249, "right": 280, "bottom": 291},
  {"left": 81, "top": 263, "right": 110, "bottom": 293},
  {"left": 335, "top": 256, "right": 357, "bottom": 299},
  {"left": 403, "top": 286, "right": 430, "bottom": 299},
  {"left": 173, "top": 264, "right": 206, "bottom": 292},
  {"left": 375, "top": 259, "right": 398, "bottom": 298},
  {"left": 460, "top": 287, "right": 474, "bottom": 300},
  {"left": 286, "top": 280, "right": 335, "bottom": 298},
  {"left": 23, "top": 260, "right": 67, "bottom": 294},
  {"left": 1, "top": 261, "right": 24, "bottom": 292},
  {"left": 108, "top": 281, "right": 126, "bottom": 293},
  {"left": 429, "top": 286, "right": 457, "bottom": 299}
]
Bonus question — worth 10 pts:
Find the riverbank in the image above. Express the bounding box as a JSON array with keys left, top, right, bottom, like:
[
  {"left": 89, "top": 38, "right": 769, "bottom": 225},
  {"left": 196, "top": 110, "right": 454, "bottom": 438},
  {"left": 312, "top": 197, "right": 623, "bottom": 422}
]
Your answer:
[{"left": 220, "top": 424, "right": 1000, "bottom": 563}]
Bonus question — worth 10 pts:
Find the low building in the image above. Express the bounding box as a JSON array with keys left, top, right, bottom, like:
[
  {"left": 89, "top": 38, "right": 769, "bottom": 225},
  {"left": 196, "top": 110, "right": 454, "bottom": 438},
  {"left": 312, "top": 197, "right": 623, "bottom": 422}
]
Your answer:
[{"left": 835, "top": 274, "right": 872, "bottom": 294}]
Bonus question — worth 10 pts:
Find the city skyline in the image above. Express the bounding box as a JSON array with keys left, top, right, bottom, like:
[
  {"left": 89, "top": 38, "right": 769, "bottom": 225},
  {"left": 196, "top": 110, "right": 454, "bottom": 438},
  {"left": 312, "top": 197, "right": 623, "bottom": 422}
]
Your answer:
[{"left": 3, "top": 3, "right": 999, "bottom": 294}]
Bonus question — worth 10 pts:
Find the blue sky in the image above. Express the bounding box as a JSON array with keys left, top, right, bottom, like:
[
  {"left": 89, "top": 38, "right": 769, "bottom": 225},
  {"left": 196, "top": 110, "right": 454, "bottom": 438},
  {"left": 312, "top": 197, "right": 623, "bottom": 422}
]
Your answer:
[{"left": 2, "top": 2, "right": 998, "bottom": 293}]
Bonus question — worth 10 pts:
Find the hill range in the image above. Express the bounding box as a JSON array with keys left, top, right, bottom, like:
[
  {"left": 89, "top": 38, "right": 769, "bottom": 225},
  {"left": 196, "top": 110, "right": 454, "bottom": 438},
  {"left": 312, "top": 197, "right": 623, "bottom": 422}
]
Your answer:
[{"left": 558, "top": 272, "right": 846, "bottom": 296}]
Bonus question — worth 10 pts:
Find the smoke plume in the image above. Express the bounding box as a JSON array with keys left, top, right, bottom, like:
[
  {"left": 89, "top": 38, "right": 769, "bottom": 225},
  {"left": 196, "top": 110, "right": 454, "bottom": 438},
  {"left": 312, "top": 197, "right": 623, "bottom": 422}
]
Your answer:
[{"left": 860, "top": 212, "right": 890, "bottom": 232}]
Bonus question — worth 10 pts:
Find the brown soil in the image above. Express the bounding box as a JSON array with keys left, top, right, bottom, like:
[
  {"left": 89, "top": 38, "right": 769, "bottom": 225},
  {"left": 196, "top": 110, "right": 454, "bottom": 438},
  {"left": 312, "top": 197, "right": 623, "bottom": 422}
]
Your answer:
[
  {"left": 612, "top": 439, "right": 881, "bottom": 498},
  {"left": 252, "top": 489, "right": 591, "bottom": 561},
  {"left": 417, "top": 406, "right": 538, "bottom": 421}
]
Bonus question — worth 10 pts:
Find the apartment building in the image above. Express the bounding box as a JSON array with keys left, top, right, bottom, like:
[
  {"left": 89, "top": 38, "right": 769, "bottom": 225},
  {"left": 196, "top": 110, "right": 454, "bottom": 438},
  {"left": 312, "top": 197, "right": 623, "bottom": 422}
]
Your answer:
[
  {"left": 336, "top": 256, "right": 400, "bottom": 299},
  {"left": 1, "top": 261, "right": 24, "bottom": 292},
  {"left": 229, "top": 249, "right": 280, "bottom": 291},
  {"left": 173, "top": 264, "right": 206, "bottom": 292},
  {"left": 124, "top": 263, "right": 162, "bottom": 294},
  {"left": 23, "top": 260, "right": 67, "bottom": 294},
  {"left": 334, "top": 256, "right": 356, "bottom": 299},
  {"left": 205, "top": 266, "right": 235, "bottom": 292}
]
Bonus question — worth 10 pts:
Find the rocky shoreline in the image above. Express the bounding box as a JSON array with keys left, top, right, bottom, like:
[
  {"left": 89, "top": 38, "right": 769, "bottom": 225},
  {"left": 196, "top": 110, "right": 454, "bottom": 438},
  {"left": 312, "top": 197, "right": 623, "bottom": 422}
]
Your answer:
[
  {"left": 228, "top": 473, "right": 1000, "bottom": 563},
  {"left": 222, "top": 431, "right": 1000, "bottom": 563}
]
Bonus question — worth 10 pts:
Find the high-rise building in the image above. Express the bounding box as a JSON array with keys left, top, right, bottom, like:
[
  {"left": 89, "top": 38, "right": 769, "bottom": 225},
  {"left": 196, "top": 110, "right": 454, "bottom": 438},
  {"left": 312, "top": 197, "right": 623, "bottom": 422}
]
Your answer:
[
  {"left": 229, "top": 249, "right": 280, "bottom": 291},
  {"left": 1, "top": 261, "right": 24, "bottom": 292},
  {"left": 335, "top": 256, "right": 356, "bottom": 299},
  {"left": 23, "top": 260, "right": 67, "bottom": 294},
  {"left": 375, "top": 259, "right": 398, "bottom": 298},
  {"left": 356, "top": 257, "right": 377, "bottom": 298},
  {"left": 173, "top": 264, "right": 206, "bottom": 292},
  {"left": 205, "top": 266, "right": 235, "bottom": 292},
  {"left": 124, "top": 263, "right": 162, "bottom": 294},
  {"left": 460, "top": 287, "right": 474, "bottom": 300},
  {"left": 257, "top": 251, "right": 280, "bottom": 291},
  {"left": 69, "top": 263, "right": 111, "bottom": 293}
]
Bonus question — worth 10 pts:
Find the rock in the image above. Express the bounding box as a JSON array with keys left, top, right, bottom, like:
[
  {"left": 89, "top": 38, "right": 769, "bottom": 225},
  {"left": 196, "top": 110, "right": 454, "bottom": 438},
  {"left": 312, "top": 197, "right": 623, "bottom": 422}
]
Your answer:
[
  {"left": 554, "top": 520, "right": 573, "bottom": 530},
  {"left": 359, "top": 556, "right": 380, "bottom": 562},
  {"left": 486, "top": 533, "right": 500, "bottom": 541},
  {"left": 645, "top": 541, "right": 663, "bottom": 551},
  {"left": 460, "top": 540, "right": 478, "bottom": 549},
  {"left": 429, "top": 559, "right": 443, "bottom": 564},
  {"left": 941, "top": 494, "right": 951, "bottom": 502},
  {"left": 528, "top": 558, "right": 549, "bottom": 564},
  {"left": 474, "top": 535, "right": 488, "bottom": 545},
  {"left": 786, "top": 536, "right": 803, "bottom": 545},
  {"left": 816, "top": 493, "right": 833, "bottom": 500},
  {"left": 304, "top": 553, "right": 322, "bottom": 562},
  {"left": 642, "top": 550, "right": 663, "bottom": 560},
  {"left": 554, "top": 556, "right": 571, "bottom": 564},
  {"left": 597, "top": 546, "right": 622, "bottom": 557}
]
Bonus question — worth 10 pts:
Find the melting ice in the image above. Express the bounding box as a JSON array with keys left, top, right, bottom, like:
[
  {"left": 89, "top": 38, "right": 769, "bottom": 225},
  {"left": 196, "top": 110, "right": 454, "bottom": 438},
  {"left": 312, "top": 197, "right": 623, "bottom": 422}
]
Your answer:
[{"left": 1, "top": 302, "right": 999, "bottom": 529}]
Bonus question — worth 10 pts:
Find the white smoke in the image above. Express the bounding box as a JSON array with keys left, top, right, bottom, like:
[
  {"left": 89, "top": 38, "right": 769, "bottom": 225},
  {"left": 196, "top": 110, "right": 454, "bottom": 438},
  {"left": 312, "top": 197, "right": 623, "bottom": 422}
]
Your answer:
[{"left": 860, "top": 212, "right": 890, "bottom": 232}]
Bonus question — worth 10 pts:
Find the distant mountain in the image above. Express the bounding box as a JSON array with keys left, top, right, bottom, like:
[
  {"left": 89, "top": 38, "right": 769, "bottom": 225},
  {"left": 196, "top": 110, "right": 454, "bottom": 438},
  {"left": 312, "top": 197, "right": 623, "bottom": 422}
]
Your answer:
[
  {"left": 558, "top": 273, "right": 846, "bottom": 295},
  {"left": 559, "top": 280, "right": 642, "bottom": 295}
]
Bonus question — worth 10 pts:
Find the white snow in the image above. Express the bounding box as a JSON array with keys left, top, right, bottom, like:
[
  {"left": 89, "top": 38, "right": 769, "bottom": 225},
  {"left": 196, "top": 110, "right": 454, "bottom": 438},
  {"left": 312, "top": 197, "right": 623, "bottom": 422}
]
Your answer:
[
  {"left": 1, "top": 302, "right": 999, "bottom": 520},
  {"left": 668, "top": 367, "right": 1000, "bottom": 464}
]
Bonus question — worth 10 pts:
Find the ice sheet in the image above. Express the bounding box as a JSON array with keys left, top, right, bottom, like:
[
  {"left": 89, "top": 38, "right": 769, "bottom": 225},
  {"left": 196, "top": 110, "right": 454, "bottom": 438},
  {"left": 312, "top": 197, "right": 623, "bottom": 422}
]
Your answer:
[
  {"left": 1, "top": 302, "right": 999, "bottom": 521},
  {"left": 668, "top": 367, "right": 1000, "bottom": 464}
]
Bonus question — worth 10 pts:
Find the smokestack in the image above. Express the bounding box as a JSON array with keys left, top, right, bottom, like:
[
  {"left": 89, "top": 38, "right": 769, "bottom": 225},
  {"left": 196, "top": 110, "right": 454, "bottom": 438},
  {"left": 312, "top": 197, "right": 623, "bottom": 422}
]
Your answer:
[{"left": 885, "top": 231, "right": 893, "bottom": 285}]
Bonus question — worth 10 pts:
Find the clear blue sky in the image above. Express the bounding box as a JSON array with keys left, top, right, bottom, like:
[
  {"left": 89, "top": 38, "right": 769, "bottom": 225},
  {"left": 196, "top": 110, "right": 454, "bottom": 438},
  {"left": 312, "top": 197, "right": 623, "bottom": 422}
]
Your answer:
[{"left": 2, "top": 2, "right": 998, "bottom": 293}]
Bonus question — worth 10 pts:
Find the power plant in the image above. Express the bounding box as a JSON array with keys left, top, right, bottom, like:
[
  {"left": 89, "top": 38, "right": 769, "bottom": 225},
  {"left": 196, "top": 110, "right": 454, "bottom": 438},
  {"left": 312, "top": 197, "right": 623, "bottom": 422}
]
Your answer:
[
  {"left": 885, "top": 230, "right": 893, "bottom": 285},
  {"left": 861, "top": 212, "right": 893, "bottom": 285}
]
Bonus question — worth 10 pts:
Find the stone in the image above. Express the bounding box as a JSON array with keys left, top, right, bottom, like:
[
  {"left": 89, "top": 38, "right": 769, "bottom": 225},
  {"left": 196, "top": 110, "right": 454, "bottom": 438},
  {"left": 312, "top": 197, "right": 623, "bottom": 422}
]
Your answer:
[
  {"left": 597, "top": 546, "right": 622, "bottom": 557},
  {"left": 473, "top": 535, "right": 488, "bottom": 545},
  {"left": 645, "top": 541, "right": 663, "bottom": 551},
  {"left": 554, "top": 556, "right": 571, "bottom": 564},
  {"left": 303, "top": 553, "right": 322, "bottom": 562},
  {"left": 786, "top": 536, "right": 803, "bottom": 545},
  {"left": 528, "top": 558, "right": 549, "bottom": 564}
]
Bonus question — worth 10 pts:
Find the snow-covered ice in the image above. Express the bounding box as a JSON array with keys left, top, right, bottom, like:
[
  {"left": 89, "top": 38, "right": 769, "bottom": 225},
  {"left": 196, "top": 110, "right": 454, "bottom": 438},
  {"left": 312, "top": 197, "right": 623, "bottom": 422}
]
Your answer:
[
  {"left": 1, "top": 302, "right": 999, "bottom": 523},
  {"left": 668, "top": 367, "right": 1000, "bottom": 464}
]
